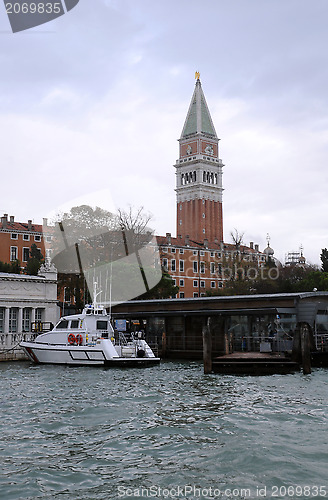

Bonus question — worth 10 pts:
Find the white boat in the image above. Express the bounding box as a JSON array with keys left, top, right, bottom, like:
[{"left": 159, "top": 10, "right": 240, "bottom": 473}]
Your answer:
[{"left": 20, "top": 302, "right": 160, "bottom": 367}]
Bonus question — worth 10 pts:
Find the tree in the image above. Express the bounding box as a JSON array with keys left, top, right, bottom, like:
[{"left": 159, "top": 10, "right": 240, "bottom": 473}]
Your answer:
[
  {"left": 49, "top": 204, "right": 161, "bottom": 308},
  {"left": 136, "top": 270, "right": 179, "bottom": 300},
  {"left": 25, "top": 244, "right": 43, "bottom": 276},
  {"left": 0, "top": 260, "right": 21, "bottom": 274},
  {"left": 321, "top": 248, "right": 328, "bottom": 273}
]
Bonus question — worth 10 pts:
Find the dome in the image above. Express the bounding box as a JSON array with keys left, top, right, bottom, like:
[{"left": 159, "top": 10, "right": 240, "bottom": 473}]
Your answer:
[{"left": 264, "top": 244, "right": 274, "bottom": 256}]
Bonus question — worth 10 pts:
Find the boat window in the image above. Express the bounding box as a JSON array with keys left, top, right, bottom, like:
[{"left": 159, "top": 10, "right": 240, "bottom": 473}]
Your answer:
[
  {"left": 56, "top": 320, "right": 68, "bottom": 329},
  {"left": 70, "top": 320, "right": 79, "bottom": 329},
  {"left": 97, "top": 320, "right": 108, "bottom": 330}
]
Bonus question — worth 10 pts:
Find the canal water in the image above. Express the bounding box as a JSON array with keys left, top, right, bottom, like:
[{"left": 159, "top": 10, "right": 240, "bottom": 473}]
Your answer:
[{"left": 0, "top": 361, "right": 327, "bottom": 500}]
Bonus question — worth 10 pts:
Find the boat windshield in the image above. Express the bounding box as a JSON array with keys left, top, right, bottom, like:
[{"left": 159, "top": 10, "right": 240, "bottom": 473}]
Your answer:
[{"left": 56, "top": 320, "right": 69, "bottom": 329}]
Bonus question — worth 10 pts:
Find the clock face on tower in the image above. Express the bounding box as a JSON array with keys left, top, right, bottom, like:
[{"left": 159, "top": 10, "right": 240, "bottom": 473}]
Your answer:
[
  {"left": 186, "top": 145, "right": 192, "bottom": 155},
  {"left": 204, "top": 144, "right": 214, "bottom": 155}
]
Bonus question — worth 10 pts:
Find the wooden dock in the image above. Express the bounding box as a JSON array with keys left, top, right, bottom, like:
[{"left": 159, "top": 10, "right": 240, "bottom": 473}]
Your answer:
[{"left": 212, "top": 352, "right": 300, "bottom": 375}]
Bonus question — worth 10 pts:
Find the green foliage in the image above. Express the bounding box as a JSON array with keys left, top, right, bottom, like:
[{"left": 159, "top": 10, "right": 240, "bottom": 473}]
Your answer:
[
  {"left": 137, "top": 270, "right": 179, "bottom": 300},
  {"left": 0, "top": 260, "right": 21, "bottom": 274},
  {"left": 320, "top": 248, "right": 328, "bottom": 273},
  {"left": 25, "top": 244, "right": 44, "bottom": 276}
]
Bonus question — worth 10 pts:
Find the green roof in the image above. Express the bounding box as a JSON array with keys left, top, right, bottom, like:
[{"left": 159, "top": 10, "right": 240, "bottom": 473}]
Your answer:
[{"left": 181, "top": 80, "right": 217, "bottom": 138}]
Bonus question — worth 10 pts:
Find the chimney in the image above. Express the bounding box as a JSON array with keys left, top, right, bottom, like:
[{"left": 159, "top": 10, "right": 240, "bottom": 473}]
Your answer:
[
  {"left": 204, "top": 238, "right": 208, "bottom": 248},
  {"left": 43, "top": 218, "right": 48, "bottom": 227},
  {"left": 255, "top": 244, "right": 259, "bottom": 252},
  {"left": 1, "top": 214, "right": 8, "bottom": 229},
  {"left": 185, "top": 234, "right": 190, "bottom": 246},
  {"left": 9, "top": 215, "right": 14, "bottom": 223},
  {"left": 28, "top": 220, "right": 32, "bottom": 231},
  {"left": 250, "top": 242, "right": 254, "bottom": 249}
]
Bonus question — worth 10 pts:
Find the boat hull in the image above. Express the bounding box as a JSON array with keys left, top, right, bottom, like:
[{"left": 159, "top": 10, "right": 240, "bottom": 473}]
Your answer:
[{"left": 20, "top": 342, "right": 160, "bottom": 367}]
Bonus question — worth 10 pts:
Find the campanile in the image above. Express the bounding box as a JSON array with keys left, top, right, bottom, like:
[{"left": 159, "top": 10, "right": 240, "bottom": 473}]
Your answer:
[{"left": 175, "top": 74, "right": 224, "bottom": 243}]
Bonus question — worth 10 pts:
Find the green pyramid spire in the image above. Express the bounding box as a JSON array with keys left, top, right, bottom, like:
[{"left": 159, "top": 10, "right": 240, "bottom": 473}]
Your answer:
[{"left": 181, "top": 78, "right": 217, "bottom": 139}]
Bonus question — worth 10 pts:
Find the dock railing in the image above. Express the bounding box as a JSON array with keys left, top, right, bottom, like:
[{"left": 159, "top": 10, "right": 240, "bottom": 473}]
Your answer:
[
  {"left": 236, "top": 335, "right": 293, "bottom": 353},
  {"left": 315, "top": 333, "right": 328, "bottom": 352}
]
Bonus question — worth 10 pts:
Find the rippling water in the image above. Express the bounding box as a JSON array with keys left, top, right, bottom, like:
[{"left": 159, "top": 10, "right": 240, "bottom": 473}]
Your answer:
[{"left": 0, "top": 361, "right": 327, "bottom": 500}]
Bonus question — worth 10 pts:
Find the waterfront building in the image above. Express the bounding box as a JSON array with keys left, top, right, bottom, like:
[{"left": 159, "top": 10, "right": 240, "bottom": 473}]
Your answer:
[{"left": 0, "top": 262, "right": 59, "bottom": 360}]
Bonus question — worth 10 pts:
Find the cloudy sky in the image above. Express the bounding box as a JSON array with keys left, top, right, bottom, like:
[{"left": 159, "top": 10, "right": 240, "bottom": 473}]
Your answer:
[{"left": 0, "top": 0, "right": 327, "bottom": 265}]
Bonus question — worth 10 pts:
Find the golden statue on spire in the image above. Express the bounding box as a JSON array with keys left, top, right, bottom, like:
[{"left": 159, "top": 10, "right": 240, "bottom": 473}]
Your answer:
[{"left": 195, "top": 71, "right": 200, "bottom": 80}]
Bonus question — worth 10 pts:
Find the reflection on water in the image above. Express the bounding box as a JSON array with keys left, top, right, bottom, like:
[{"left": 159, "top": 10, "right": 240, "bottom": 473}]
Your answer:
[{"left": 0, "top": 361, "right": 327, "bottom": 499}]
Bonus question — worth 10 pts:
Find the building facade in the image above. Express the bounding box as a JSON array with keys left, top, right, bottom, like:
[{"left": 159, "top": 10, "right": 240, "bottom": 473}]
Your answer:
[
  {"left": 0, "top": 262, "right": 59, "bottom": 360},
  {"left": 0, "top": 213, "right": 48, "bottom": 267}
]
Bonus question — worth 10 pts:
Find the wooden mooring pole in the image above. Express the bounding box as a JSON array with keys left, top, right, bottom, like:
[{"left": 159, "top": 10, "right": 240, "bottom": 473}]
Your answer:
[
  {"left": 203, "top": 317, "right": 212, "bottom": 374},
  {"left": 292, "top": 322, "right": 312, "bottom": 375},
  {"left": 300, "top": 322, "right": 312, "bottom": 375}
]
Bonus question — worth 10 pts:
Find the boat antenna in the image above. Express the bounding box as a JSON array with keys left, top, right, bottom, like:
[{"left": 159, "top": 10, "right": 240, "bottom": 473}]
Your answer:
[
  {"left": 109, "top": 246, "right": 113, "bottom": 318},
  {"left": 93, "top": 281, "right": 102, "bottom": 308}
]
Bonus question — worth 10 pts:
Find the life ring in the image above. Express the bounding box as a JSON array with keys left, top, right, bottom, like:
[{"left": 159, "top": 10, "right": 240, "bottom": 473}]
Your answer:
[
  {"left": 110, "top": 336, "right": 115, "bottom": 345},
  {"left": 68, "top": 333, "right": 76, "bottom": 345},
  {"left": 75, "top": 334, "right": 83, "bottom": 345}
]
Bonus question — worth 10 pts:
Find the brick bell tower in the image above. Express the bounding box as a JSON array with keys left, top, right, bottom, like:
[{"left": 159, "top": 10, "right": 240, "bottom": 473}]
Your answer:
[{"left": 175, "top": 73, "right": 224, "bottom": 243}]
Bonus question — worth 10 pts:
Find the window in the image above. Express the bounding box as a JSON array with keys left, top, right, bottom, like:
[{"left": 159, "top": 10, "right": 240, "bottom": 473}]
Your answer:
[
  {"left": 34, "top": 235, "right": 41, "bottom": 242},
  {"left": 171, "top": 259, "right": 176, "bottom": 272},
  {"left": 200, "top": 293, "right": 206, "bottom": 297},
  {"left": 179, "top": 279, "right": 184, "bottom": 287},
  {"left": 210, "top": 262, "right": 215, "bottom": 274},
  {"left": 46, "top": 236, "right": 52, "bottom": 243},
  {"left": 172, "top": 279, "right": 176, "bottom": 286},
  {"left": 200, "top": 262, "right": 205, "bottom": 274},
  {"left": 193, "top": 280, "right": 198, "bottom": 287},
  {"left": 211, "top": 281, "right": 216, "bottom": 288},
  {"left": 64, "top": 288, "right": 71, "bottom": 302},
  {"left": 11, "top": 233, "right": 18, "bottom": 240},
  {"left": 179, "top": 260, "right": 184, "bottom": 272},
  {"left": 179, "top": 292, "right": 185, "bottom": 298},
  {"left": 200, "top": 281, "right": 205, "bottom": 288},
  {"left": 23, "top": 247, "right": 30, "bottom": 262},
  {"left": 10, "top": 246, "right": 18, "bottom": 261},
  {"left": 218, "top": 282, "right": 223, "bottom": 288},
  {"left": 218, "top": 264, "right": 222, "bottom": 275},
  {"left": 200, "top": 251, "right": 205, "bottom": 256},
  {"left": 35, "top": 309, "right": 43, "bottom": 322},
  {"left": 22, "top": 309, "right": 31, "bottom": 332},
  {"left": 179, "top": 248, "right": 184, "bottom": 254},
  {"left": 0, "top": 308, "right": 4, "bottom": 333},
  {"left": 97, "top": 320, "right": 108, "bottom": 330},
  {"left": 56, "top": 320, "right": 68, "bottom": 329},
  {"left": 217, "top": 252, "right": 221, "bottom": 258},
  {"left": 162, "top": 258, "right": 168, "bottom": 271},
  {"left": 9, "top": 308, "right": 18, "bottom": 333},
  {"left": 193, "top": 251, "right": 197, "bottom": 255},
  {"left": 70, "top": 320, "right": 79, "bottom": 329},
  {"left": 171, "top": 248, "right": 176, "bottom": 253},
  {"left": 23, "top": 234, "right": 30, "bottom": 241},
  {"left": 193, "top": 261, "right": 198, "bottom": 273},
  {"left": 202, "top": 213, "right": 205, "bottom": 218},
  {"left": 210, "top": 252, "right": 214, "bottom": 257},
  {"left": 203, "top": 229, "right": 205, "bottom": 234},
  {"left": 162, "top": 247, "right": 168, "bottom": 253},
  {"left": 193, "top": 292, "right": 199, "bottom": 298}
]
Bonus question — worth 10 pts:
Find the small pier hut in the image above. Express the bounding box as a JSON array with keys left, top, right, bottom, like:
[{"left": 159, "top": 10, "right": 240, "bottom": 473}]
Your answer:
[{"left": 111, "top": 292, "right": 328, "bottom": 364}]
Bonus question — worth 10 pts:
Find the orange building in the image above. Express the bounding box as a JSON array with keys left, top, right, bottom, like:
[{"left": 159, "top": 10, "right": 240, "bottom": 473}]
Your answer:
[{"left": 0, "top": 214, "right": 47, "bottom": 267}]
